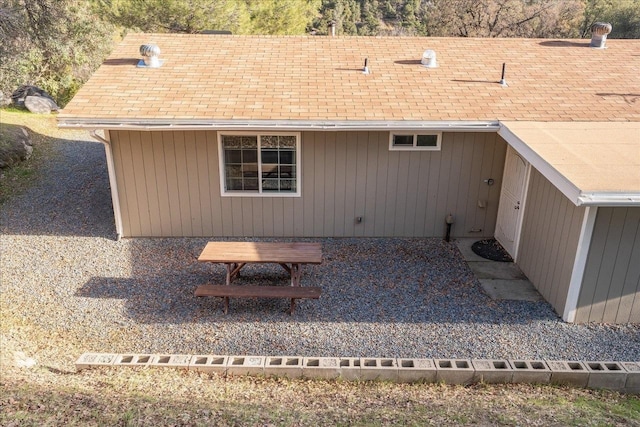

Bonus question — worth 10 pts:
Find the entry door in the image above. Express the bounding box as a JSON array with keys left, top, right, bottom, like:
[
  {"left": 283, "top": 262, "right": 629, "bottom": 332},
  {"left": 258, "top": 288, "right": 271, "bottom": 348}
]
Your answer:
[{"left": 495, "top": 146, "right": 529, "bottom": 259}]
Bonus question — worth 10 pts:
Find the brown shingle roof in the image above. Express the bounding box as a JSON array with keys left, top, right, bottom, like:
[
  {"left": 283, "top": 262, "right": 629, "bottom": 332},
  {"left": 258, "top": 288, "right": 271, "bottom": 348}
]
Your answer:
[{"left": 59, "top": 34, "right": 640, "bottom": 124}]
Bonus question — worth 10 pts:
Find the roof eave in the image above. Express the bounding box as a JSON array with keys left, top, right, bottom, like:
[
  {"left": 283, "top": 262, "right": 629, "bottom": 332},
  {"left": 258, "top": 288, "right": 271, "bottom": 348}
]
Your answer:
[
  {"left": 577, "top": 193, "right": 640, "bottom": 207},
  {"left": 56, "top": 118, "right": 501, "bottom": 132}
]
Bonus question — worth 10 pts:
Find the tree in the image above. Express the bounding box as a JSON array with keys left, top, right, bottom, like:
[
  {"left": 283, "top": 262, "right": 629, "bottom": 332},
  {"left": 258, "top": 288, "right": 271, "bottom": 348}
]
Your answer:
[
  {"left": 358, "top": 0, "right": 380, "bottom": 35},
  {"left": 248, "top": 0, "right": 319, "bottom": 35},
  {"left": 581, "top": 0, "right": 640, "bottom": 38},
  {"left": 95, "top": 0, "right": 320, "bottom": 35},
  {"left": 93, "top": 0, "right": 252, "bottom": 34},
  {"left": 423, "top": 0, "right": 583, "bottom": 38},
  {"left": 0, "top": 0, "right": 114, "bottom": 106},
  {"left": 314, "top": 0, "right": 360, "bottom": 35}
]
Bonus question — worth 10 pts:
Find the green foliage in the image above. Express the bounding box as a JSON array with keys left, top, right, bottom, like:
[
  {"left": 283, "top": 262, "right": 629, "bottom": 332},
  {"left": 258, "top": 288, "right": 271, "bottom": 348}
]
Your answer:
[
  {"left": 581, "top": 0, "right": 640, "bottom": 38},
  {"left": 92, "top": 0, "right": 252, "bottom": 34},
  {"left": 0, "top": 0, "right": 115, "bottom": 107},
  {"left": 248, "top": 0, "right": 320, "bottom": 35},
  {"left": 94, "top": 0, "right": 320, "bottom": 35}
]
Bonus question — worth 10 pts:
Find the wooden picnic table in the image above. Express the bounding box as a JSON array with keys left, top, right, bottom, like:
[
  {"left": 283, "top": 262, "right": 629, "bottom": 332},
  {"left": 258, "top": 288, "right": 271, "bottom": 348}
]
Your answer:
[{"left": 195, "top": 242, "right": 323, "bottom": 314}]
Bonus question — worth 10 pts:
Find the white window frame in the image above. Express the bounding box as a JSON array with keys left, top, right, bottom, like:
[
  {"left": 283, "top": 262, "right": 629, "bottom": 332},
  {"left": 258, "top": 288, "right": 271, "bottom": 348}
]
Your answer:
[
  {"left": 389, "top": 132, "right": 442, "bottom": 151},
  {"left": 218, "top": 131, "right": 301, "bottom": 197}
]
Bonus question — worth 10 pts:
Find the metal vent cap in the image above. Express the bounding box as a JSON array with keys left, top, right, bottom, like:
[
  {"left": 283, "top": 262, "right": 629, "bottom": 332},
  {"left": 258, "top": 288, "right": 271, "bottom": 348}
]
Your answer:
[
  {"left": 139, "top": 43, "right": 162, "bottom": 68},
  {"left": 590, "top": 22, "right": 612, "bottom": 49}
]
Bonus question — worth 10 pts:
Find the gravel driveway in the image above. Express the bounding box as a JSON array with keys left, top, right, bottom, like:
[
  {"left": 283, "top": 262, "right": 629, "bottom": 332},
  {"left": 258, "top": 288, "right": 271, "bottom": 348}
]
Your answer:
[{"left": 1, "top": 134, "right": 639, "bottom": 362}]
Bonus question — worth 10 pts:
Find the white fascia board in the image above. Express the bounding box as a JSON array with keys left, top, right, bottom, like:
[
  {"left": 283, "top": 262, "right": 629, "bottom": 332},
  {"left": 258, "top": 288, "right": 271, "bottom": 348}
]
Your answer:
[
  {"left": 577, "top": 193, "right": 640, "bottom": 206},
  {"left": 57, "top": 119, "right": 501, "bottom": 132},
  {"left": 498, "top": 123, "right": 582, "bottom": 205}
]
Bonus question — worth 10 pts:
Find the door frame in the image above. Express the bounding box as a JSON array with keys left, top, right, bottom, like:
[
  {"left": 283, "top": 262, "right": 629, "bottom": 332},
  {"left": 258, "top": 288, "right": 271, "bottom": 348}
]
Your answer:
[{"left": 495, "top": 145, "right": 531, "bottom": 262}]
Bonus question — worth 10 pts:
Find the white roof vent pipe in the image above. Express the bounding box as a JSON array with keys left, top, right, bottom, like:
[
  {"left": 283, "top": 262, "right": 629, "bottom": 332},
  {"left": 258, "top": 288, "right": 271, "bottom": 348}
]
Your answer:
[
  {"left": 421, "top": 50, "right": 437, "bottom": 68},
  {"left": 590, "top": 22, "right": 612, "bottom": 49},
  {"left": 138, "top": 43, "right": 163, "bottom": 68}
]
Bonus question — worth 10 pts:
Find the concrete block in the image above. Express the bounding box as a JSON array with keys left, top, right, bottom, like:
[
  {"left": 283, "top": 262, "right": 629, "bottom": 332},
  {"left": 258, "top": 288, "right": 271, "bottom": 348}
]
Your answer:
[
  {"left": 189, "top": 355, "right": 228, "bottom": 374},
  {"left": 435, "top": 359, "right": 474, "bottom": 385},
  {"left": 509, "top": 360, "right": 551, "bottom": 384},
  {"left": 113, "top": 354, "right": 154, "bottom": 367},
  {"left": 397, "top": 358, "right": 437, "bottom": 383},
  {"left": 546, "top": 360, "right": 589, "bottom": 387},
  {"left": 586, "top": 361, "right": 627, "bottom": 391},
  {"left": 359, "top": 358, "right": 398, "bottom": 382},
  {"left": 471, "top": 359, "right": 513, "bottom": 384},
  {"left": 151, "top": 354, "right": 192, "bottom": 369},
  {"left": 621, "top": 362, "right": 640, "bottom": 394},
  {"left": 264, "top": 356, "right": 303, "bottom": 378},
  {"left": 339, "top": 357, "right": 361, "bottom": 381},
  {"left": 75, "top": 353, "right": 117, "bottom": 371},
  {"left": 226, "top": 355, "right": 265, "bottom": 376},
  {"left": 302, "top": 357, "right": 341, "bottom": 380}
]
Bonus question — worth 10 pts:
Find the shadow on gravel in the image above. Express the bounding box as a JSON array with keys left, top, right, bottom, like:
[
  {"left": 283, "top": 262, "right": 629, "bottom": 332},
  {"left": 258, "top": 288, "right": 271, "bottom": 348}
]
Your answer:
[
  {"left": 76, "top": 238, "right": 560, "bottom": 325},
  {"left": 1, "top": 132, "right": 116, "bottom": 238}
]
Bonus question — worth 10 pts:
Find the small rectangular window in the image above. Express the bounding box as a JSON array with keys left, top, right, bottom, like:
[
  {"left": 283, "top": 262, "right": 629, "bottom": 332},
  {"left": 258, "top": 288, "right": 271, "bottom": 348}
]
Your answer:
[
  {"left": 390, "top": 132, "right": 441, "bottom": 151},
  {"left": 219, "top": 133, "right": 300, "bottom": 197}
]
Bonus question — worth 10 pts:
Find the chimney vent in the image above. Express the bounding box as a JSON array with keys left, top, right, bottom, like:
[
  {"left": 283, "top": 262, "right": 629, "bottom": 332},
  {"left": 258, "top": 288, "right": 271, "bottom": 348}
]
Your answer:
[
  {"left": 590, "top": 22, "right": 612, "bottom": 49},
  {"left": 138, "top": 43, "right": 163, "bottom": 68},
  {"left": 421, "top": 50, "right": 437, "bottom": 68}
]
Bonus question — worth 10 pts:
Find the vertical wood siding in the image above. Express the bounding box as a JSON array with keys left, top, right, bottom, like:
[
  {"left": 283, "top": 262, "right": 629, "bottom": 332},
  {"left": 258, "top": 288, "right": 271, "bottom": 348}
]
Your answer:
[
  {"left": 517, "top": 168, "right": 585, "bottom": 316},
  {"left": 575, "top": 207, "right": 640, "bottom": 323},
  {"left": 109, "top": 130, "right": 506, "bottom": 238}
]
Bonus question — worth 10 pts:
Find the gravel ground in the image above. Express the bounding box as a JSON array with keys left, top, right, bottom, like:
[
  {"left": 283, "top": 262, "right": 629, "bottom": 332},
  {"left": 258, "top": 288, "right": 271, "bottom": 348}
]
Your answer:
[{"left": 1, "top": 134, "right": 639, "bottom": 369}]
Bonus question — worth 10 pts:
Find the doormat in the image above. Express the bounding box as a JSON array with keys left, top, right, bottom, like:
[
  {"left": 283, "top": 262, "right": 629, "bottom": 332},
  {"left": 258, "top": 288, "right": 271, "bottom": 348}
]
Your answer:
[{"left": 471, "top": 239, "right": 513, "bottom": 262}]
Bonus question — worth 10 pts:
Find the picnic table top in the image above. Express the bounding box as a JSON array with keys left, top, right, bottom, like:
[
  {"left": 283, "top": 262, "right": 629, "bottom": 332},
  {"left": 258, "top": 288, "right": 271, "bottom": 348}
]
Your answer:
[{"left": 197, "top": 242, "right": 323, "bottom": 264}]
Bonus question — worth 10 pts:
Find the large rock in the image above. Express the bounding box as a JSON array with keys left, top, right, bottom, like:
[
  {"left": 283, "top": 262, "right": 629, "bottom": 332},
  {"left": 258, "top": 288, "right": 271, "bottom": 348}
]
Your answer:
[
  {"left": 24, "top": 95, "right": 59, "bottom": 114},
  {"left": 0, "top": 124, "right": 33, "bottom": 169},
  {"left": 11, "top": 85, "right": 58, "bottom": 111}
]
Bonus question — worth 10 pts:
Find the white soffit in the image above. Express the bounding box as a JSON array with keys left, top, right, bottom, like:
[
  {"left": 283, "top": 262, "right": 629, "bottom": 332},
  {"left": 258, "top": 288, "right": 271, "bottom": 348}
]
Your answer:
[{"left": 499, "top": 121, "right": 640, "bottom": 206}]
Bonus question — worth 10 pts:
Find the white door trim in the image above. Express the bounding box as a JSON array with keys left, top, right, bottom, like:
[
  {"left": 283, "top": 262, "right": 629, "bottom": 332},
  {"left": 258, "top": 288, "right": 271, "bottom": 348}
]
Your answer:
[
  {"left": 495, "top": 145, "right": 531, "bottom": 262},
  {"left": 512, "top": 162, "right": 531, "bottom": 262}
]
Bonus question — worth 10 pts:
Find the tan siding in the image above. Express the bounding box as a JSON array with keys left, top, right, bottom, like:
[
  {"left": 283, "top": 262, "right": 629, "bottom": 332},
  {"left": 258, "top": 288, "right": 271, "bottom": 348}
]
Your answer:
[
  {"left": 517, "top": 168, "right": 585, "bottom": 316},
  {"left": 112, "top": 130, "right": 506, "bottom": 238},
  {"left": 362, "top": 132, "right": 378, "bottom": 236},
  {"left": 313, "top": 133, "right": 326, "bottom": 237},
  {"left": 323, "top": 133, "right": 337, "bottom": 235},
  {"left": 575, "top": 207, "right": 640, "bottom": 323},
  {"left": 373, "top": 133, "right": 389, "bottom": 235},
  {"left": 160, "top": 132, "right": 182, "bottom": 236},
  {"left": 173, "top": 132, "right": 194, "bottom": 236}
]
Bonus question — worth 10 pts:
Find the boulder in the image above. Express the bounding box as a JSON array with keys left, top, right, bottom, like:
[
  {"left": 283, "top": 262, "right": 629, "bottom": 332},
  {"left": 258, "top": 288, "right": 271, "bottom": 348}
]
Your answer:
[
  {"left": 24, "top": 95, "right": 59, "bottom": 114},
  {"left": 0, "top": 125, "right": 33, "bottom": 169},
  {"left": 11, "top": 85, "right": 58, "bottom": 110}
]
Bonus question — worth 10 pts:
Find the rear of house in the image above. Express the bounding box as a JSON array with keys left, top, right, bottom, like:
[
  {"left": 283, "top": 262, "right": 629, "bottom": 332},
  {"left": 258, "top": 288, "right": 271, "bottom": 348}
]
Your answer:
[{"left": 58, "top": 34, "right": 640, "bottom": 323}]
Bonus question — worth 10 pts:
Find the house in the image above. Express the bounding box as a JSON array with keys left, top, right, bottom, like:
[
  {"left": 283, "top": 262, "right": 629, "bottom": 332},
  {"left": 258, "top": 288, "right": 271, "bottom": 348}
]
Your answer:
[{"left": 58, "top": 34, "right": 640, "bottom": 324}]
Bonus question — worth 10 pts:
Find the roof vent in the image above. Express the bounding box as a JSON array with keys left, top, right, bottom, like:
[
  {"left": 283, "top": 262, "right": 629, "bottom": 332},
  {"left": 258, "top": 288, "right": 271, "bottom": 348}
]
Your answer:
[
  {"left": 138, "top": 43, "right": 163, "bottom": 68},
  {"left": 590, "top": 22, "right": 612, "bottom": 49},
  {"left": 421, "top": 50, "right": 437, "bottom": 68}
]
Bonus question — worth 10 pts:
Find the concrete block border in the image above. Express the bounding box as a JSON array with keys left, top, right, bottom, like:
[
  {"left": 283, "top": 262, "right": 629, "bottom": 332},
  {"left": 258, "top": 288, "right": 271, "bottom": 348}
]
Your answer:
[
  {"left": 509, "top": 360, "right": 552, "bottom": 384},
  {"left": 471, "top": 359, "right": 513, "bottom": 384},
  {"left": 435, "top": 359, "right": 474, "bottom": 384},
  {"left": 75, "top": 353, "right": 640, "bottom": 393}
]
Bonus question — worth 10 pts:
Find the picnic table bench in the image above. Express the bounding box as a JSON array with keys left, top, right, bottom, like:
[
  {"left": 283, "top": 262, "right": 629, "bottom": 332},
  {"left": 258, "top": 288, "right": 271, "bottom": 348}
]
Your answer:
[{"left": 195, "top": 242, "right": 322, "bottom": 315}]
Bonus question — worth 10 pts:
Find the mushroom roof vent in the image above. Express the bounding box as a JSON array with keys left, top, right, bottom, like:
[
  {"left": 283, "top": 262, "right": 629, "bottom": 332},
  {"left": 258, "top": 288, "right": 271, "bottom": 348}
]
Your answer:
[
  {"left": 590, "top": 22, "right": 612, "bottom": 49},
  {"left": 138, "top": 43, "right": 163, "bottom": 68},
  {"left": 421, "top": 50, "right": 437, "bottom": 68}
]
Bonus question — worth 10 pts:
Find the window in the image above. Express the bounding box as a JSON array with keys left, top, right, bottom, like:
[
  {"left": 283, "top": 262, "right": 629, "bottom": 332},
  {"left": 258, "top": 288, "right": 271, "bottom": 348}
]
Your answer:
[
  {"left": 389, "top": 132, "right": 441, "bottom": 151},
  {"left": 219, "top": 133, "right": 300, "bottom": 196}
]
